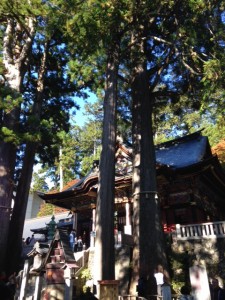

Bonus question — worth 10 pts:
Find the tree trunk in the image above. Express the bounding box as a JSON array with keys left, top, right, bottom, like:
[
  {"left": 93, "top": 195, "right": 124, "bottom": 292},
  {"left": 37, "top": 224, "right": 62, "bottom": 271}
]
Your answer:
[
  {"left": 6, "top": 142, "right": 37, "bottom": 274},
  {"left": 94, "top": 44, "right": 119, "bottom": 282},
  {"left": 0, "top": 16, "right": 35, "bottom": 270},
  {"left": 130, "top": 67, "right": 167, "bottom": 296},
  {"left": 6, "top": 41, "right": 48, "bottom": 274},
  {"left": 0, "top": 142, "right": 17, "bottom": 271}
]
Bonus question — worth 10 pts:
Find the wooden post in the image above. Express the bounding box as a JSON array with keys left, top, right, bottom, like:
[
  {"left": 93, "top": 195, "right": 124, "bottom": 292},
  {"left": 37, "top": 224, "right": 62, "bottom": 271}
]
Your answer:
[
  {"left": 176, "top": 224, "right": 181, "bottom": 239},
  {"left": 98, "top": 280, "right": 119, "bottom": 300},
  {"left": 64, "top": 268, "right": 73, "bottom": 300},
  {"left": 19, "top": 259, "right": 30, "bottom": 300},
  {"left": 73, "top": 211, "right": 77, "bottom": 231},
  {"left": 124, "top": 202, "right": 132, "bottom": 235},
  {"left": 90, "top": 207, "right": 96, "bottom": 248},
  {"left": 33, "top": 275, "right": 42, "bottom": 300}
]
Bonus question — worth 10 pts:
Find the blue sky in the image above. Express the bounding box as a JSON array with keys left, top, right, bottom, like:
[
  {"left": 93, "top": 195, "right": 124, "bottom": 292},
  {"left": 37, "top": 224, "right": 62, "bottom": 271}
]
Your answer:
[{"left": 73, "top": 91, "right": 98, "bottom": 126}]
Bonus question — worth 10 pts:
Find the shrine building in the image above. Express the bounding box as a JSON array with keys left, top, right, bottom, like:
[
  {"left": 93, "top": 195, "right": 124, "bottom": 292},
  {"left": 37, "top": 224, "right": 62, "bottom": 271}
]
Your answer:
[{"left": 37, "top": 130, "right": 225, "bottom": 247}]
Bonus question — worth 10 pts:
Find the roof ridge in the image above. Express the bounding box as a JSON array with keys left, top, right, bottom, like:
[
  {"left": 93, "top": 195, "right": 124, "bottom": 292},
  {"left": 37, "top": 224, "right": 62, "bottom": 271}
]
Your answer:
[{"left": 155, "top": 129, "right": 204, "bottom": 149}]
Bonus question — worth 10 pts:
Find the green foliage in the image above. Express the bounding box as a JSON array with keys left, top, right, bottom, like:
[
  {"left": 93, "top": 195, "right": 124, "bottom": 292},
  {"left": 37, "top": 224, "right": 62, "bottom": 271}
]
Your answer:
[
  {"left": 203, "top": 59, "right": 222, "bottom": 81},
  {"left": 81, "top": 267, "right": 92, "bottom": 280},
  {"left": 31, "top": 166, "right": 49, "bottom": 192},
  {"left": 37, "top": 202, "right": 54, "bottom": 217},
  {"left": 79, "top": 120, "right": 102, "bottom": 175},
  {"left": 171, "top": 281, "right": 184, "bottom": 295},
  {"left": 0, "top": 0, "right": 84, "bottom": 168},
  {"left": 53, "top": 127, "right": 81, "bottom": 184},
  {"left": 28, "top": 0, "right": 225, "bottom": 187},
  {"left": 0, "top": 127, "right": 20, "bottom": 144},
  {"left": 75, "top": 267, "right": 93, "bottom": 293},
  {"left": 203, "top": 117, "right": 225, "bottom": 147},
  {"left": 0, "top": 94, "right": 23, "bottom": 114},
  {"left": 34, "top": 109, "right": 103, "bottom": 186}
]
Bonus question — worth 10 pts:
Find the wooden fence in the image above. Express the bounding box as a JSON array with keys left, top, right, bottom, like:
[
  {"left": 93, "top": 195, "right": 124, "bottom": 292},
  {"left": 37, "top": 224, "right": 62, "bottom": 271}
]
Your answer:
[{"left": 175, "top": 221, "right": 225, "bottom": 240}]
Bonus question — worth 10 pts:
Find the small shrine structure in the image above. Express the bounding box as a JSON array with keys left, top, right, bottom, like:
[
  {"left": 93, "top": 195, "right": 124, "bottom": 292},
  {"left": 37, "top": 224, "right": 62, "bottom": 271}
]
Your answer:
[{"left": 19, "top": 229, "right": 78, "bottom": 300}]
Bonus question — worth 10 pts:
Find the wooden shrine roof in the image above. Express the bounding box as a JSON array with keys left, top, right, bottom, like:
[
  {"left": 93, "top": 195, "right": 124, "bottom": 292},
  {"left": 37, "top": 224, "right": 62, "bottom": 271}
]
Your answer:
[{"left": 37, "top": 131, "right": 225, "bottom": 210}]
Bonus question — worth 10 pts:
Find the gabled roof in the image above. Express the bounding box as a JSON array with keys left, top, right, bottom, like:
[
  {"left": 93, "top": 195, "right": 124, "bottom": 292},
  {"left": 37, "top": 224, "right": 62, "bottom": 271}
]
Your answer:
[
  {"left": 37, "top": 131, "right": 225, "bottom": 209},
  {"left": 114, "top": 130, "right": 211, "bottom": 170},
  {"left": 43, "top": 229, "right": 77, "bottom": 267},
  {"left": 28, "top": 242, "right": 49, "bottom": 257},
  {"left": 155, "top": 131, "right": 210, "bottom": 169},
  {"left": 30, "top": 216, "right": 73, "bottom": 235}
]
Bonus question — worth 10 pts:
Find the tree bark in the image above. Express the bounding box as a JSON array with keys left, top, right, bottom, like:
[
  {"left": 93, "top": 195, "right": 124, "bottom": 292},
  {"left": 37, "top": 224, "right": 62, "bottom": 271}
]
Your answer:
[
  {"left": 0, "top": 142, "right": 16, "bottom": 271},
  {"left": 0, "top": 16, "right": 35, "bottom": 270},
  {"left": 94, "top": 43, "right": 119, "bottom": 282},
  {"left": 130, "top": 66, "right": 167, "bottom": 296},
  {"left": 6, "top": 142, "right": 37, "bottom": 273},
  {"left": 6, "top": 41, "right": 48, "bottom": 274}
]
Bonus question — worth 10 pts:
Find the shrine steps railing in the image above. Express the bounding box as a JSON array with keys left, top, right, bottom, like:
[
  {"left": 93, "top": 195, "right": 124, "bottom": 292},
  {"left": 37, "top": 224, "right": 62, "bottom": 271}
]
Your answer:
[
  {"left": 114, "top": 221, "right": 225, "bottom": 243},
  {"left": 175, "top": 221, "right": 225, "bottom": 240},
  {"left": 74, "top": 248, "right": 90, "bottom": 276},
  {"left": 118, "top": 296, "right": 147, "bottom": 300},
  {"left": 118, "top": 295, "right": 178, "bottom": 300}
]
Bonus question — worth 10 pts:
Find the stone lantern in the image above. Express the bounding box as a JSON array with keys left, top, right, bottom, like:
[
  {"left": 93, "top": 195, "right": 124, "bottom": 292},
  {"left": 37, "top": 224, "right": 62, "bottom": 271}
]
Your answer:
[{"left": 47, "top": 215, "right": 57, "bottom": 241}]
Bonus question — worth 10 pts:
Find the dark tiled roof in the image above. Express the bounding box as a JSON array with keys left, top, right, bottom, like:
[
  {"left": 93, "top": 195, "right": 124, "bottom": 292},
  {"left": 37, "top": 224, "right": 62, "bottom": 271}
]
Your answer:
[
  {"left": 61, "top": 131, "right": 210, "bottom": 192},
  {"left": 38, "top": 131, "right": 225, "bottom": 205},
  {"left": 155, "top": 132, "right": 209, "bottom": 169}
]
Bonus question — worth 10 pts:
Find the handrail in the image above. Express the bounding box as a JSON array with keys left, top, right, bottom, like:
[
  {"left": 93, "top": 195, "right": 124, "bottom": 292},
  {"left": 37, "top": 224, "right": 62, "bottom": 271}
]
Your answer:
[
  {"left": 118, "top": 295, "right": 178, "bottom": 300},
  {"left": 118, "top": 296, "right": 147, "bottom": 300},
  {"left": 74, "top": 248, "right": 89, "bottom": 276},
  {"left": 176, "top": 221, "right": 225, "bottom": 240}
]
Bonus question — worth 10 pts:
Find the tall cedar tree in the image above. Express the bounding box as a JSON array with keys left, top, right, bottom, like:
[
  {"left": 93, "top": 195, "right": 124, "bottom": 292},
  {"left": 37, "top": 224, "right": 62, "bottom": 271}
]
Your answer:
[
  {"left": 65, "top": 0, "right": 225, "bottom": 290},
  {"left": 0, "top": 1, "right": 80, "bottom": 272},
  {"left": 0, "top": 7, "right": 36, "bottom": 270}
]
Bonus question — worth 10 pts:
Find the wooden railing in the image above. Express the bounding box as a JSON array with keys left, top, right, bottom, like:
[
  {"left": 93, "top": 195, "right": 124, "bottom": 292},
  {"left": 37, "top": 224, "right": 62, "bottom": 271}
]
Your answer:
[
  {"left": 118, "top": 296, "right": 147, "bottom": 300},
  {"left": 175, "top": 221, "right": 225, "bottom": 240},
  {"left": 118, "top": 295, "right": 178, "bottom": 300},
  {"left": 74, "top": 248, "right": 89, "bottom": 276}
]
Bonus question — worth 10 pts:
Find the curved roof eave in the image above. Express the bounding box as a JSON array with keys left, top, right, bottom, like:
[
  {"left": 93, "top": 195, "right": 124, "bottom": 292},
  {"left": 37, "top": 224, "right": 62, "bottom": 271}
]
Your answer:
[
  {"left": 158, "top": 155, "right": 225, "bottom": 191},
  {"left": 37, "top": 131, "right": 225, "bottom": 202},
  {"left": 37, "top": 173, "right": 98, "bottom": 201}
]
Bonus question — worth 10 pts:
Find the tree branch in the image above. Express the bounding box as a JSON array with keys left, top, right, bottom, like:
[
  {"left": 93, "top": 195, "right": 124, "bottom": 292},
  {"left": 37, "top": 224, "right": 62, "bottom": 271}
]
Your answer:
[
  {"left": 16, "top": 16, "right": 36, "bottom": 65},
  {"left": 3, "top": 18, "right": 14, "bottom": 66}
]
